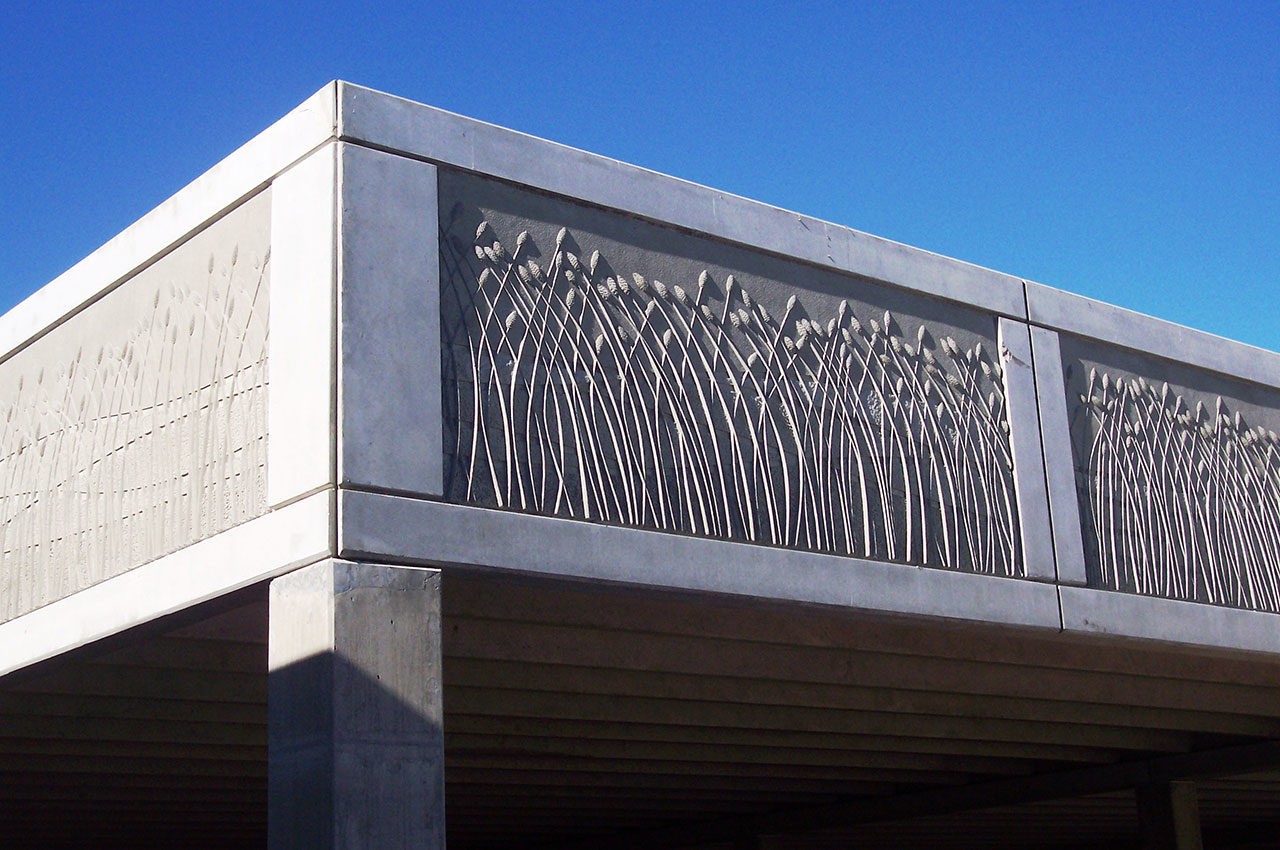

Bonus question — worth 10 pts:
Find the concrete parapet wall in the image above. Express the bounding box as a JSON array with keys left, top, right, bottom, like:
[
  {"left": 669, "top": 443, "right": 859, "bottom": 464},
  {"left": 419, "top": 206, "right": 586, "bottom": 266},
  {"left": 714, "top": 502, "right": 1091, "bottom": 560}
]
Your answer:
[
  {"left": 1059, "top": 335, "right": 1280, "bottom": 612},
  {"left": 438, "top": 169, "right": 1026, "bottom": 578},
  {"left": 4, "top": 81, "right": 1280, "bottom": 658},
  {"left": 0, "top": 192, "right": 271, "bottom": 621}
]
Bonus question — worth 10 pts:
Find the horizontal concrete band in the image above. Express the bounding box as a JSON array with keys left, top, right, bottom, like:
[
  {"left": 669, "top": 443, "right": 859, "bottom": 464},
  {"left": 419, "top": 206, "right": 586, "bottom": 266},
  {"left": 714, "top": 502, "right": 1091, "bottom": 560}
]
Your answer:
[
  {"left": 337, "top": 82, "right": 1280, "bottom": 387},
  {"left": 6, "top": 486, "right": 1280, "bottom": 683},
  {"left": 0, "top": 490, "right": 332, "bottom": 678},
  {"left": 341, "top": 491, "right": 1280, "bottom": 657},
  {"left": 1026, "top": 282, "right": 1280, "bottom": 391},
  {"left": 337, "top": 490, "right": 1062, "bottom": 631},
  {"left": 1060, "top": 584, "right": 1280, "bottom": 656},
  {"left": 337, "top": 83, "right": 1027, "bottom": 319}
]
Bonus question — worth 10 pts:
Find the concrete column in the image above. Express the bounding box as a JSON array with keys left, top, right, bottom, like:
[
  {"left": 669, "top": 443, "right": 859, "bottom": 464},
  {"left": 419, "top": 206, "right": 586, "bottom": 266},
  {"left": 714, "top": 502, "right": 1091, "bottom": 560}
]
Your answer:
[
  {"left": 269, "top": 559, "right": 445, "bottom": 849},
  {"left": 1137, "top": 781, "right": 1203, "bottom": 850}
]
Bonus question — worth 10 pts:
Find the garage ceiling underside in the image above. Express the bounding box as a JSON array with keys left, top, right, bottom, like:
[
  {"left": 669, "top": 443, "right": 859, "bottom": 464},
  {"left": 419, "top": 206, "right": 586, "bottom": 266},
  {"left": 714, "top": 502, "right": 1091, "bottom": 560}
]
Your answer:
[{"left": 3, "top": 572, "right": 1280, "bottom": 848}]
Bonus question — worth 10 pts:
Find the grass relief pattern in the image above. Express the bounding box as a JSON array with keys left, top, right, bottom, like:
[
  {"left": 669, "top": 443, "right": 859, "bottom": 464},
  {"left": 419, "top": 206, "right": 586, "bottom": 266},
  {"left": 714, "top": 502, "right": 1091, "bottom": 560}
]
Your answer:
[
  {"left": 441, "top": 214, "right": 1022, "bottom": 576},
  {"left": 1073, "top": 369, "right": 1280, "bottom": 612},
  {"left": 0, "top": 248, "right": 269, "bottom": 618}
]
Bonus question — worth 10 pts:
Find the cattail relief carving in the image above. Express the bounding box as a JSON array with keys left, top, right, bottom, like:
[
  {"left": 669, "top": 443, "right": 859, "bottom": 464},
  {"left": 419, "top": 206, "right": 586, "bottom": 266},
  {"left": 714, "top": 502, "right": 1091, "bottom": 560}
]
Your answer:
[
  {"left": 1073, "top": 368, "right": 1280, "bottom": 612},
  {"left": 440, "top": 209, "right": 1023, "bottom": 576},
  {"left": 0, "top": 196, "right": 269, "bottom": 619}
]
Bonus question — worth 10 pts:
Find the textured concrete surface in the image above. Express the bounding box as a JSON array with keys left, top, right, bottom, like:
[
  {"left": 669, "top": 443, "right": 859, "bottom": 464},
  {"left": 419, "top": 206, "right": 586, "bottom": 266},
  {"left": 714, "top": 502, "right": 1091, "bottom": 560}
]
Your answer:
[
  {"left": 0, "top": 191, "right": 271, "bottom": 623},
  {"left": 1026, "top": 280, "right": 1280, "bottom": 393},
  {"left": 0, "top": 490, "right": 330, "bottom": 676},
  {"left": 8, "top": 79, "right": 1280, "bottom": 850},
  {"left": 4, "top": 78, "right": 1280, "bottom": 662},
  {"left": 0, "top": 83, "right": 333, "bottom": 365},
  {"left": 1060, "top": 333, "right": 1280, "bottom": 611},
  {"left": 438, "top": 168, "right": 1024, "bottom": 577},
  {"left": 269, "top": 559, "right": 445, "bottom": 849}
]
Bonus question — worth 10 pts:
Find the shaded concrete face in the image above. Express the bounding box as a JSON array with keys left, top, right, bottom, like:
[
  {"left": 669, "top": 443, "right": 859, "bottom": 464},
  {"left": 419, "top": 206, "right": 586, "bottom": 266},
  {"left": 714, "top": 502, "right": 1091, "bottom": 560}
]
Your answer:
[
  {"left": 0, "top": 190, "right": 271, "bottom": 623},
  {"left": 269, "top": 560, "right": 445, "bottom": 850},
  {"left": 437, "top": 169, "right": 1023, "bottom": 577},
  {"left": 1059, "top": 333, "right": 1280, "bottom": 611},
  {"left": 12, "top": 571, "right": 1280, "bottom": 848}
]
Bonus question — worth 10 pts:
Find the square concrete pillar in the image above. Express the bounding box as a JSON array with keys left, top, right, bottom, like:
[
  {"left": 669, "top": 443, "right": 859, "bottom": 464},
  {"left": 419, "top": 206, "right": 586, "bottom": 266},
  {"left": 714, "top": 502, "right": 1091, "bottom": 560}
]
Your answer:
[
  {"left": 268, "top": 559, "right": 444, "bottom": 849},
  {"left": 1137, "top": 781, "right": 1202, "bottom": 850}
]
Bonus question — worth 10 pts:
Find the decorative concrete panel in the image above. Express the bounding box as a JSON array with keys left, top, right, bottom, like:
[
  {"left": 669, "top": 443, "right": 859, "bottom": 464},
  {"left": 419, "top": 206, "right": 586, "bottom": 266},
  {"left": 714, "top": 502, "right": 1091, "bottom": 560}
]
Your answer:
[
  {"left": 439, "top": 171, "right": 1023, "bottom": 576},
  {"left": 0, "top": 192, "right": 270, "bottom": 621},
  {"left": 1061, "top": 335, "right": 1280, "bottom": 612}
]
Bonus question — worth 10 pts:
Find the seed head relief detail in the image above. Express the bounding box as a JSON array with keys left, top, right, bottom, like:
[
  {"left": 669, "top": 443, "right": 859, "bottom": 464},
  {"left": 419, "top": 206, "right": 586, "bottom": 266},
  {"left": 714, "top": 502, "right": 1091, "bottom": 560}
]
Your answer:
[
  {"left": 1073, "top": 367, "right": 1280, "bottom": 613},
  {"left": 440, "top": 212, "right": 1023, "bottom": 577},
  {"left": 0, "top": 237, "right": 269, "bottom": 620}
]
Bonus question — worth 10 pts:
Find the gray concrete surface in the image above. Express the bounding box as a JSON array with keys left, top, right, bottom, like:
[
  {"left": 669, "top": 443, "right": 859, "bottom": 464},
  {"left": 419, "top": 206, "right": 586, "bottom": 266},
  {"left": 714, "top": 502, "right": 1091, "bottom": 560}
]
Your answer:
[
  {"left": 0, "top": 191, "right": 272, "bottom": 623},
  {"left": 338, "top": 490, "right": 1062, "bottom": 631},
  {"left": 1029, "top": 326, "right": 1088, "bottom": 587},
  {"left": 338, "top": 145, "right": 442, "bottom": 496},
  {"left": 340, "top": 83, "right": 1028, "bottom": 318},
  {"left": 268, "top": 559, "right": 445, "bottom": 849},
  {"left": 999, "top": 317, "right": 1056, "bottom": 582}
]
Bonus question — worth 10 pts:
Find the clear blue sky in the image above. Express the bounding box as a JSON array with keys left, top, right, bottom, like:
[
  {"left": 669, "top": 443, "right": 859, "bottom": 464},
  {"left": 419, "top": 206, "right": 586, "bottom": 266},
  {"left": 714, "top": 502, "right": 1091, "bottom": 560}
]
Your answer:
[{"left": 3, "top": 1, "right": 1277, "bottom": 349}]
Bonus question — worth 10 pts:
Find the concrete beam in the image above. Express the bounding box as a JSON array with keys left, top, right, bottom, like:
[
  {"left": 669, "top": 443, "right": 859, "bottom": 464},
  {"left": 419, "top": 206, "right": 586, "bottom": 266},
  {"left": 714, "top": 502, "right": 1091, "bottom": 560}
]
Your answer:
[
  {"left": 1028, "top": 326, "right": 1088, "bottom": 586},
  {"left": 268, "top": 559, "right": 444, "bottom": 849},
  {"left": 336, "top": 83, "right": 1027, "bottom": 319},
  {"left": 1025, "top": 280, "right": 1280, "bottom": 392},
  {"left": 1060, "top": 584, "right": 1280, "bottom": 655},
  {"left": 339, "top": 491, "right": 1063, "bottom": 632},
  {"left": 0, "top": 491, "right": 331, "bottom": 678}
]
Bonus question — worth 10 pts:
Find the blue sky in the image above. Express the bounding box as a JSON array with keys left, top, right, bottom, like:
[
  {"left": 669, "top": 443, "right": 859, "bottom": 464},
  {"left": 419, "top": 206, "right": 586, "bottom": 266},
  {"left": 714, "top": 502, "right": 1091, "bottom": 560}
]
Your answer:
[{"left": 3, "top": 1, "right": 1277, "bottom": 349}]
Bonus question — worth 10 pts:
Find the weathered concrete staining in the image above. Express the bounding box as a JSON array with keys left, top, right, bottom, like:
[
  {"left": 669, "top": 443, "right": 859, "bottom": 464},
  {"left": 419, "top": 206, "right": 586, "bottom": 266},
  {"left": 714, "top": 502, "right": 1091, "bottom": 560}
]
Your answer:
[{"left": 269, "top": 559, "right": 445, "bottom": 849}]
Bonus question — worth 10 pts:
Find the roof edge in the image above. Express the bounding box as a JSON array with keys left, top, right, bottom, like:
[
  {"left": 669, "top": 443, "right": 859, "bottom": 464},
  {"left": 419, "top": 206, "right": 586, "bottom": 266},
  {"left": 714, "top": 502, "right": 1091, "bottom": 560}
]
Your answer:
[{"left": 0, "top": 82, "right": 339, "bottom": 365}]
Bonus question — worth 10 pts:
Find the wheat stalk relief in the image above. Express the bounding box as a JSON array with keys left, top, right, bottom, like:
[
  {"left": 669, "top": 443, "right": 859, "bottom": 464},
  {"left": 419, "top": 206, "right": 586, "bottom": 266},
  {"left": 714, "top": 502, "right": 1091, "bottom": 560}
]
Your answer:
[
  {"left": 0, "top": 248, "right": 269, "bottom": 618},
  {"left": 441, "top": 212, "right": 1021, "bottom": 576},
  {"left": 1074, "top": 370, "right": 1280, "bottom": 612}
]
